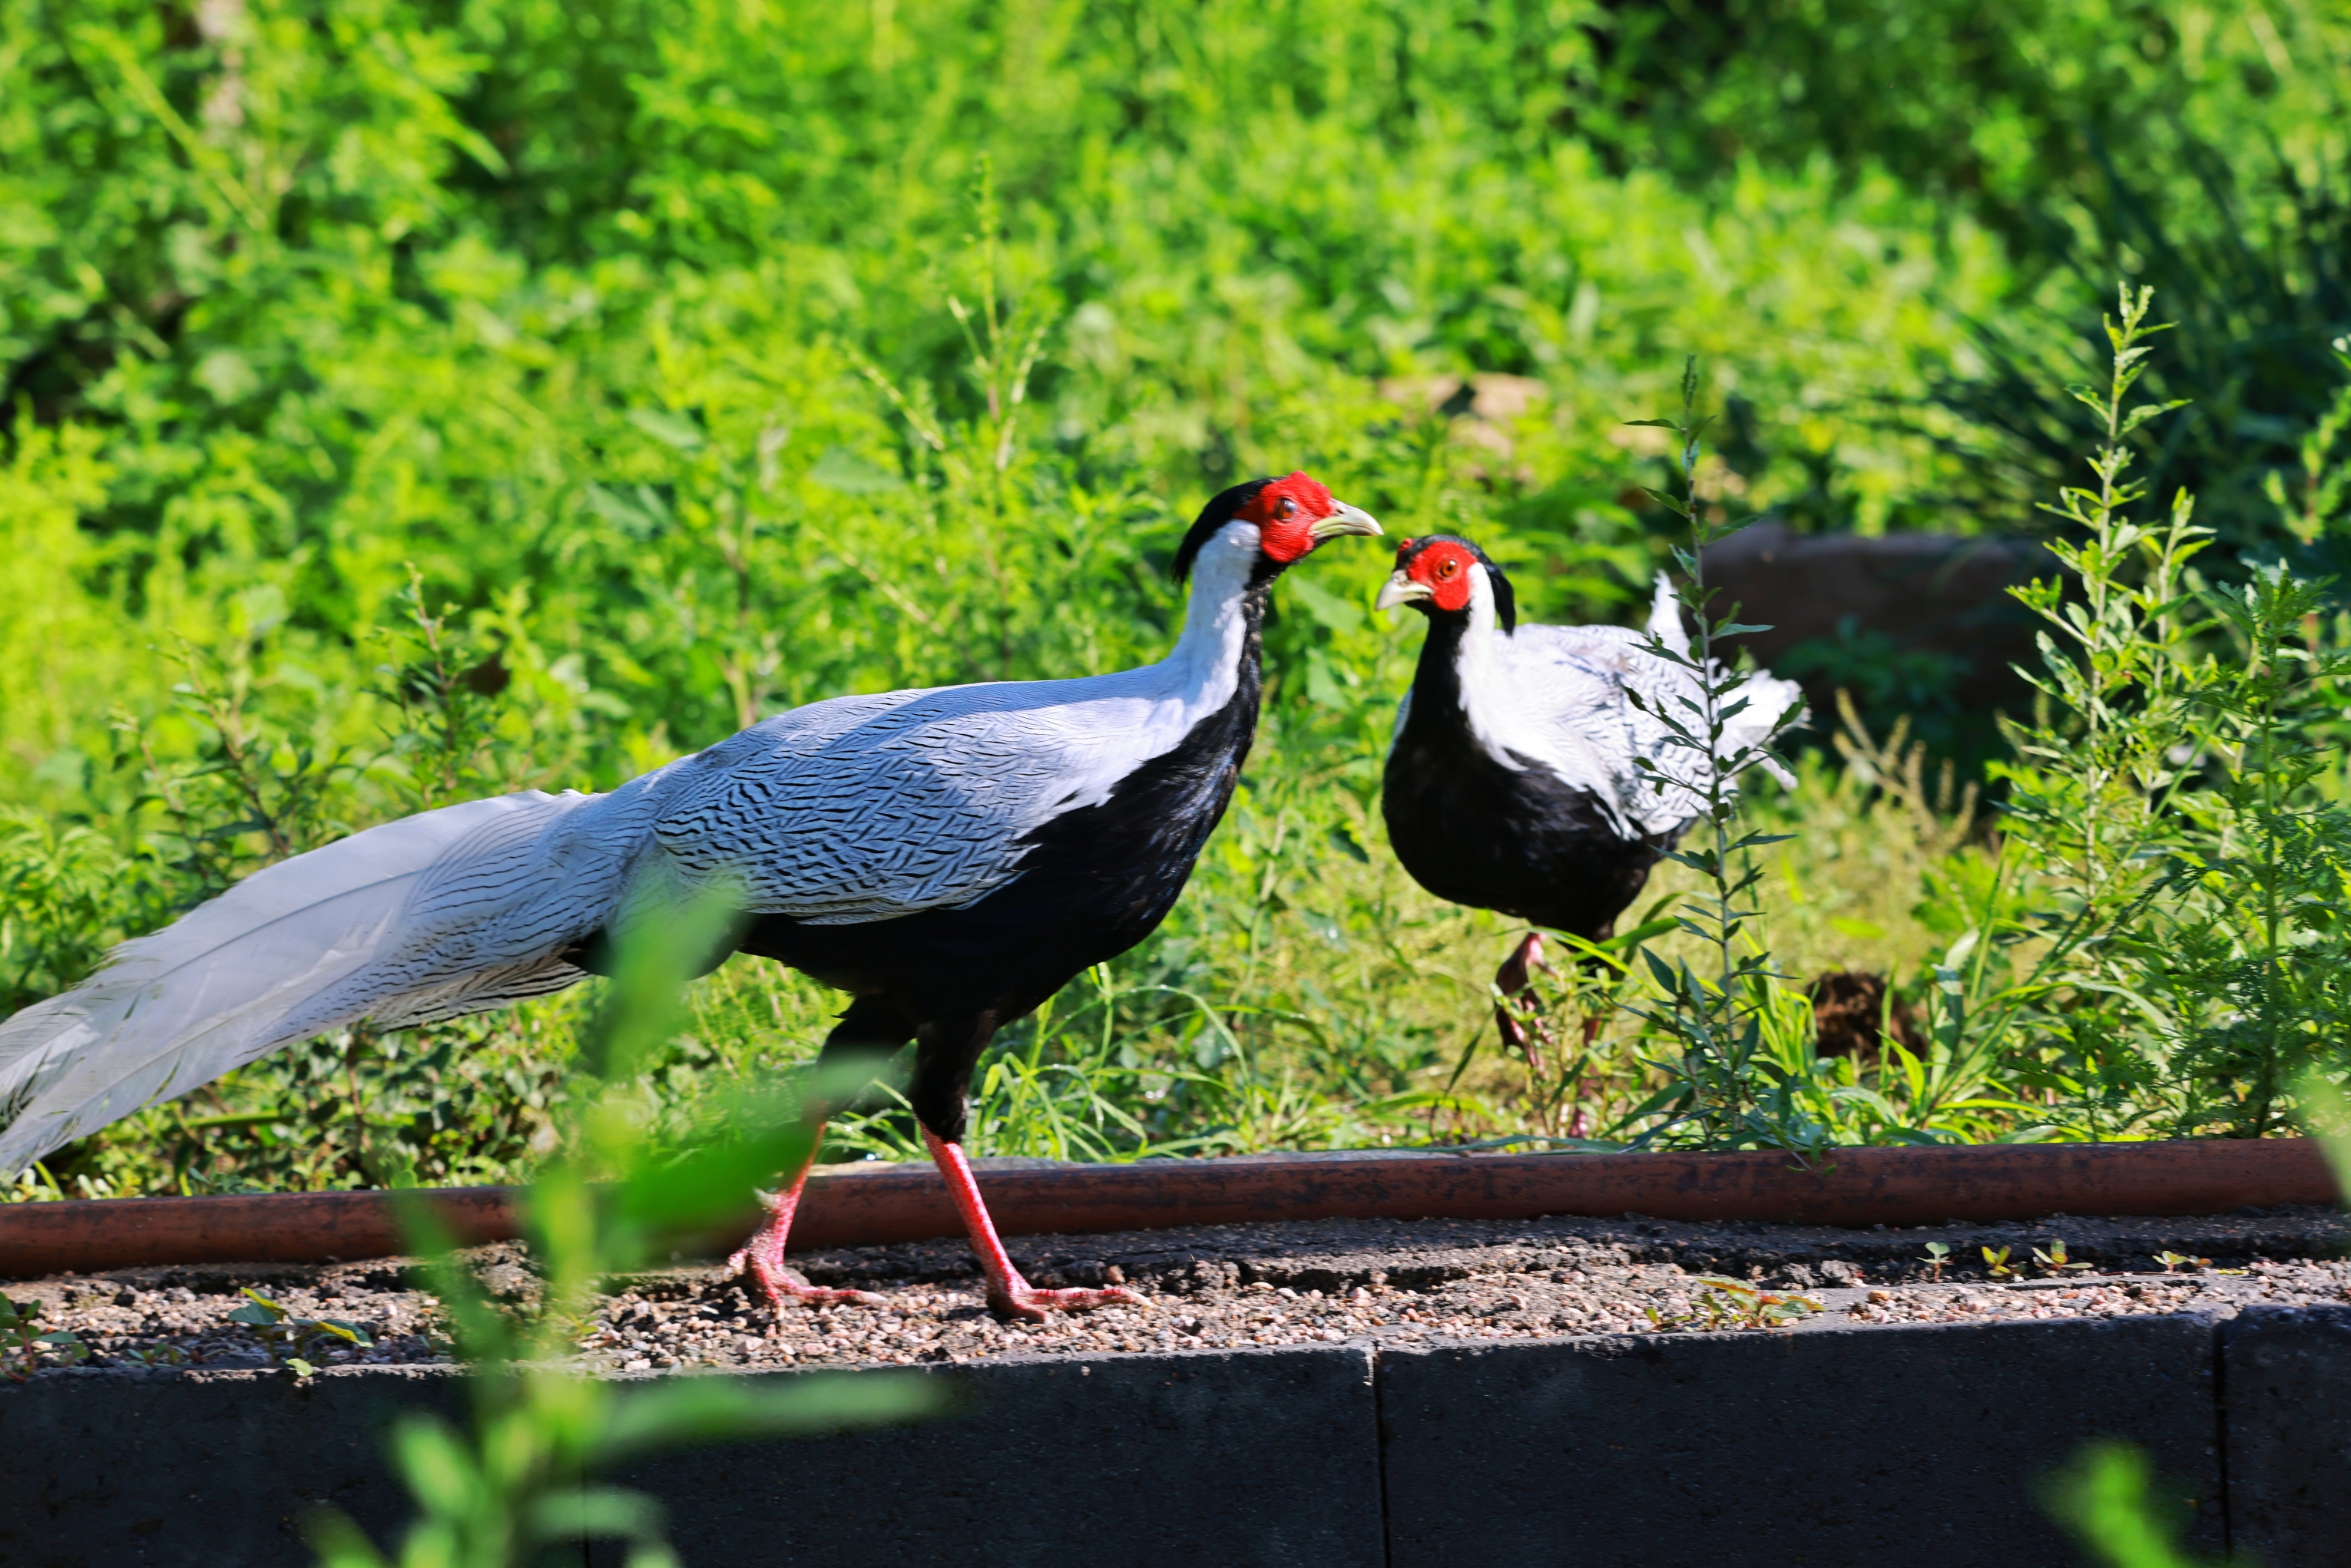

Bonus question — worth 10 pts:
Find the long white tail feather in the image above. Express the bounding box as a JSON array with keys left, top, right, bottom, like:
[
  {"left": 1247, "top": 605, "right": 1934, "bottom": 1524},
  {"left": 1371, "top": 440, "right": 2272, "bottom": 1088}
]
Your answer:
[
  {"left": 0, "top": 789, "right": 627, "bottom": 1179},
  {"left": 1645, "top": 571, "right": 1691, "bottom": 659},
  {"left": 1631, "top": 573, "right": 1801, "bottom": 825},
  {"left": 1720, "top": 668, "right": 1804, "bottom": 791},
  {"left": 1614, "top": 662, "right": 1803, "bottom": 836}
]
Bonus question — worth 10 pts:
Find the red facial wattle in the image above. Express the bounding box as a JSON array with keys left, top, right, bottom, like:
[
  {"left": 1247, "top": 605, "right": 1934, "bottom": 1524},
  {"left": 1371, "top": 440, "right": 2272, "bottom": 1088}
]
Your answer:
[
  {"left": 1407, "top": 541, "right": 1478, "bottom": 613},
  {"left": 1250, "top": 471, "right": 1338, "bottom": 563}
]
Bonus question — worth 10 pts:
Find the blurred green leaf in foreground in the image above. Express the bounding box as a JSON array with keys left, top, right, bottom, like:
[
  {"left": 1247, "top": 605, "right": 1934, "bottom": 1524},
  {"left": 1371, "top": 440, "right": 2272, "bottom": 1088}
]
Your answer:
[{"left": 307, "top": 889, "right": 940, "bottom": 1568}]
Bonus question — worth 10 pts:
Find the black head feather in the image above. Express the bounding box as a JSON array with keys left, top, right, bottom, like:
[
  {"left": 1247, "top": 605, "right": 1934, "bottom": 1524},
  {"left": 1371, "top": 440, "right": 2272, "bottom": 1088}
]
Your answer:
[
  {"left": 1395, "top": 533, "right": 1517, "bottom": 633},
  {"left": 1173, "top": 478, "right": 1271, "bottom": 583}
]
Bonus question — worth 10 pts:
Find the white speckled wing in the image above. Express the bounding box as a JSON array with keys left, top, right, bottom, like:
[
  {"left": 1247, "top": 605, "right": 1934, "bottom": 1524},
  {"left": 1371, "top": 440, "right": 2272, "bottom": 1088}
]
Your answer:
[
  {"left": 1494, "top": 611, "right": 1801, "bottom": 839},
  {"left": 623, "top": 660, "right": 1228, "bottom": 925}
]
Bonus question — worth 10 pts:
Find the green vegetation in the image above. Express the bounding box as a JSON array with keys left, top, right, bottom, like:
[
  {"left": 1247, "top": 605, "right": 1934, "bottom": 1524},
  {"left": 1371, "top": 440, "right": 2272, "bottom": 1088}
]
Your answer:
[
  {"left": 7, "top": 1, "right": 2351, "bottom": 1197},
  {"left": 303, "top": 895, "right": 935, "bottom": 1568}
]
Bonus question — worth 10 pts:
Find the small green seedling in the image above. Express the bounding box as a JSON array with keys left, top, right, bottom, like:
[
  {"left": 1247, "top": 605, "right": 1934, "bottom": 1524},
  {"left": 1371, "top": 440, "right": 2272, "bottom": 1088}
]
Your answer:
[
  {"left": 1646, "top": 1279, "right": 1823, "bottom": 1332},
  {"left": 227, "top": 1287, "right": 373, "bottom": 1371},
  {"left": 2033, "top": 1240, "right": 2094, "bottom": 1277},
  {"left": 1982, "top": 1245, "right": 2017, "bottom": 1279},
  {"left": 0, "top": 1294, "right": 38, "bottom": 1378},
  {"left": 1921, "top": 1242, "right": 1952, "bottom": 1282},
  {"left": 2153, "top": 1251, "right": 2209, "bottom": 1274},
  {"left": 2, "top": 1294, "right": 88, "bottom": 1379}
]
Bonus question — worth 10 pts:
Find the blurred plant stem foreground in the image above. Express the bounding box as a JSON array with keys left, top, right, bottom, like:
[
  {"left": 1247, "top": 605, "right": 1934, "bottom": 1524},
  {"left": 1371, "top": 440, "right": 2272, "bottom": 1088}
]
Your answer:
[
  {"left": 8, "top": 1, "right": 2351, "bottom": 1198},
  {"left": 300, "top": 895, "right": 939, "bottom": 1568}
]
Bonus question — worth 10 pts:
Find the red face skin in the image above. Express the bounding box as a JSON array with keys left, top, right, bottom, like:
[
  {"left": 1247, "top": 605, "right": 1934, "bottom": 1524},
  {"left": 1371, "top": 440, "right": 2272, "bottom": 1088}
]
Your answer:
[
  {"left": 1245, "top": 471, "right": 1339, "bottom": 563},
  {"left": 1395, "top": 537, "right": 1480, "bottom": 612}
]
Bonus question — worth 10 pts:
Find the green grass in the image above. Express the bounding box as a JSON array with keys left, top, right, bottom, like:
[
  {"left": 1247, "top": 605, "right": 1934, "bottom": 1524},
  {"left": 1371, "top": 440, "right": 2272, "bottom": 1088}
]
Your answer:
[{"left": 9, "top": 1, "right": 2351, "bottom": 1196}]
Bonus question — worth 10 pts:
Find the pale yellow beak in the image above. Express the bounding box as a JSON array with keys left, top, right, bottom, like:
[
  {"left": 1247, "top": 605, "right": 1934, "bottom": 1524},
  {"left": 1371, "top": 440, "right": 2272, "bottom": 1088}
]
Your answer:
[
  {"left": 1375, "top": 570, "right": 1432, "bottom": 611},
  {"left": 1309, "top": 501, "right": 1383, "bottom": 542}
]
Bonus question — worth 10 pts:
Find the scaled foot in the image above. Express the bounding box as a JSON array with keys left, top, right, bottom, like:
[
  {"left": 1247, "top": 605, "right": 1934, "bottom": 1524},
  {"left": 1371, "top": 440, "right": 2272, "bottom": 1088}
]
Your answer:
[
  {"left": 730, "top": 1252, "right": 888, "bottom": 1310},
  {"left": 728, "top": 1186, "right": 887, "bottom": 1310},
  {"left": 985, "top": 1279, "right": 1147, "bottom": 1323}
]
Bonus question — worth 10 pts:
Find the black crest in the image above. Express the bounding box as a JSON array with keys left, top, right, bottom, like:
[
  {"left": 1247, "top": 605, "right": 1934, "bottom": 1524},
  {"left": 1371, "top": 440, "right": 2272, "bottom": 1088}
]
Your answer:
[
  {"left": 1396, "top": 533, "right": 1517, "bottom": 633},
  {"left": 1172, "top": 478, "right": 1271, "bottom": 582}
]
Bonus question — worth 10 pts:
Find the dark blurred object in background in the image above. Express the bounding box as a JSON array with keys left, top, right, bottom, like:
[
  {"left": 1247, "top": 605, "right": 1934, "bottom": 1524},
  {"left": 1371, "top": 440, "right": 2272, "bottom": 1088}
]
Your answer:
[
  {"left": 1807, "top": 970, "right": 1923, "bottom": 1062},
  {"left": 1700, "top": 522, "right": 2055, "bottom": 770}
]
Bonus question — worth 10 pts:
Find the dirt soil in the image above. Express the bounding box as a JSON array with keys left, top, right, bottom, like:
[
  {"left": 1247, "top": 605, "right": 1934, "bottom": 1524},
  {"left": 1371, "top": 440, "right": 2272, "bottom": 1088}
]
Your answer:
[{"left": 8, "top": 1206, "right": 2346, "bottom": 1378}]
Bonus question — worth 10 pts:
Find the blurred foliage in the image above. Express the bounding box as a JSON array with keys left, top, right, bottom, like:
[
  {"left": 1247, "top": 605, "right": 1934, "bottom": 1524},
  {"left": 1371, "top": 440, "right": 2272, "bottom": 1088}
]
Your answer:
[
  {"left": 1932, "top": 144, "right": 2351, "bottom": 573},
  {"left": 1584, "top": 0, "right": 2348, "bottom": 232},
  {"left": 8, "top": 1, "right": 2351, "bottom": 1191},
  {"left": 2047, "top": 1442, "right": 2232, "bottom": 1568},
  {"left": 309, "top": 893, "right": 935, "bottom": 1568},
  {"left": 0, "top": 0, "right": 2012, "bottom": 822}
]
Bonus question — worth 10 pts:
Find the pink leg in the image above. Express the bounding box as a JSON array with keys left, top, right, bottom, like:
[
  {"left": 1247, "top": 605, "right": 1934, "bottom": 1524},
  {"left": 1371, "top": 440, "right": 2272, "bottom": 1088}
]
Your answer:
[
  {"left": 923, "top": 1128, "right": 1145, "bottom": 1322},
  {"left": 1493, "top": 931, "right": 1555, "bottom": 1066},
  {"left": 727, "top": 1123, "right": 886, "bottom": 1310}
]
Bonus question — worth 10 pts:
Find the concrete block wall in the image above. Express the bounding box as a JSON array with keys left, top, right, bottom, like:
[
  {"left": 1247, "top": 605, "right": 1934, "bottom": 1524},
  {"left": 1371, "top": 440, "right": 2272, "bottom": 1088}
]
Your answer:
[
  {"left": 591, "top": 1345, "right": 1385, "bottom": 1568},
  {"left": 2222, "top": 1306, "right": 2351, "bottom": 1563},
  {"left": 1379, "top": 1312, "right": 2225, "bottom": 1567},
  {"left": 7, "top": 1308, "right": 2346, "bottom": 1568}
]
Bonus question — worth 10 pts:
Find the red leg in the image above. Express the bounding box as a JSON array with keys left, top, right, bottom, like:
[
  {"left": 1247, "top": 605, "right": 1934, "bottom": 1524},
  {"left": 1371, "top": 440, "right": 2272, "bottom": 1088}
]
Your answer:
[
  {"left": 1493, "top": 931, "right": 1555, "bottom": 1067},
  {"left": 727, "top": 1122, "right": 886, "bottom": 1310},
  {"left": 923, "top": 1128, "right": 1144, "bottom": 1322}
]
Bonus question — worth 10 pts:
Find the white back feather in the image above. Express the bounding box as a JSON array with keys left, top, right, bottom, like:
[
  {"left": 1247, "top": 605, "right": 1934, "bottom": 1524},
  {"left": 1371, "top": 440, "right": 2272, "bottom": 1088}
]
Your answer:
[{"left": 1445, "top": 566, "right": 1804, "bottom": 839}]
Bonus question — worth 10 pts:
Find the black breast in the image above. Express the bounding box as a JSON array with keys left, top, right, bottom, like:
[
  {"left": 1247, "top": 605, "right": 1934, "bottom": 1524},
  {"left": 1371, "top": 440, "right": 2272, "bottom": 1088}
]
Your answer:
[
  {"left": 1382, "top": 617, "right": 1669, "bottom": 943},
  {"left": 737, "top": 584, "right": 1270, "bottom": 1026}
]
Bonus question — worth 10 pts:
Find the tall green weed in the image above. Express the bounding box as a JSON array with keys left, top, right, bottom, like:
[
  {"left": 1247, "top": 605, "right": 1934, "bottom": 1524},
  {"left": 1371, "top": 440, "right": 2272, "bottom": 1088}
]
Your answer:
[{"left": 1936, "top": 288, "right": 2351, "bottom": 1143}]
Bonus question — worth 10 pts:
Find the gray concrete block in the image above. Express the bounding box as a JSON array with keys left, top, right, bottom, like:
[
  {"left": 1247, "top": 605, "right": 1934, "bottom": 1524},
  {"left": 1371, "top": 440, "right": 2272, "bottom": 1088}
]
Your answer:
[
  {"left": 2222, "top": 1305, "right": 2351, "bottom": 1568},
  {"left": 1379, "top": 1312, "right": 2224, "bottom": 1568},
  {"left": 0, "top": 1365, "right": 463, "bottom": 1568},
  {"left": 588, "top": 1345, "right": 1382, "bottom": 1568}
]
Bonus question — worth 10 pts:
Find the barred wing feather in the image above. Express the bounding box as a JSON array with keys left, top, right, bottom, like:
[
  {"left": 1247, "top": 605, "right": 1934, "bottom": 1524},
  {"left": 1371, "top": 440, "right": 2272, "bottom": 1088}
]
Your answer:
[{"left": 636, "top": 662, "right": 1225, "bottom": 925}]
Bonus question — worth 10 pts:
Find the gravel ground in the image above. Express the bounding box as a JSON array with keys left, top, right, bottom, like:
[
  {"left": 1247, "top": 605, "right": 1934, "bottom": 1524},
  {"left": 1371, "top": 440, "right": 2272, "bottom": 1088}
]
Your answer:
[{"left": 7, "top": 1205, "right": 2345, "bottom": 1378}]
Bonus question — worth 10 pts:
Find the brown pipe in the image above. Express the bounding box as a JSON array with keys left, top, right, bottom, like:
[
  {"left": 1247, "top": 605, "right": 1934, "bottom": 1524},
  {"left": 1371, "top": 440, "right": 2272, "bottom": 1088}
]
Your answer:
[{"left": 2, "top": 1139, "right": 2338, "bottom": 1279}]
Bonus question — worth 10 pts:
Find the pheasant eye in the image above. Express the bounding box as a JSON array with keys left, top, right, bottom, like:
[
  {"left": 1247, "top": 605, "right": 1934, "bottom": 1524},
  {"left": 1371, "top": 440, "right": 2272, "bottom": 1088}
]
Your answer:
[
  {"left": 1436, "top": 557, "right": 1461, "bottom": 579},
  {"left": 1275, "top": 495, "right": 1299, "bottom": 520}
]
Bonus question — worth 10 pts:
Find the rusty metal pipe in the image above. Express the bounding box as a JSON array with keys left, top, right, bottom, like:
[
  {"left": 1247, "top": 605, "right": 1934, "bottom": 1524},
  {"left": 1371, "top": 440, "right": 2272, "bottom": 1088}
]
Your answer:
[{"left": 2, "top": 1139, "right": 2337, "bottom": 1279}]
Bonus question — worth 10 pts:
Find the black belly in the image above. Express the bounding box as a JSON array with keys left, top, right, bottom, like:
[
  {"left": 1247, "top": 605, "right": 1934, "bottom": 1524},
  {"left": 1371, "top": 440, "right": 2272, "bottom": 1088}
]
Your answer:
[
  {"left": 1382, "top": 728, "right": 1667, "bottom": 943},
  {"left": 735, "top": 830, "right": 1204, "bottom": 1030}
]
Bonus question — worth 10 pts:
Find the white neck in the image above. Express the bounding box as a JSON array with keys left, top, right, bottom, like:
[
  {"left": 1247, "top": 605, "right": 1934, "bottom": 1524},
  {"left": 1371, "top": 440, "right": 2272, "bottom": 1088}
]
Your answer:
[
  {"left": 1158, "top": 520, "right": 1262, "bottom": 709},
  {"left": 1450, "top": 564, "right": 1508, "bottom": 719}
]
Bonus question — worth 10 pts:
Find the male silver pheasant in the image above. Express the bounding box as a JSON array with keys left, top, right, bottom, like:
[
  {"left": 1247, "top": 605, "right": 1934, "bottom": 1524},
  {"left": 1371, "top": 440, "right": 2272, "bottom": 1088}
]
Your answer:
[
  {"left": 0, "top": 473, "right": 1380, "bottom": 1319},
  {"left": 1375, "top": 533, "right": 1800, "bottom": 1048}
]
